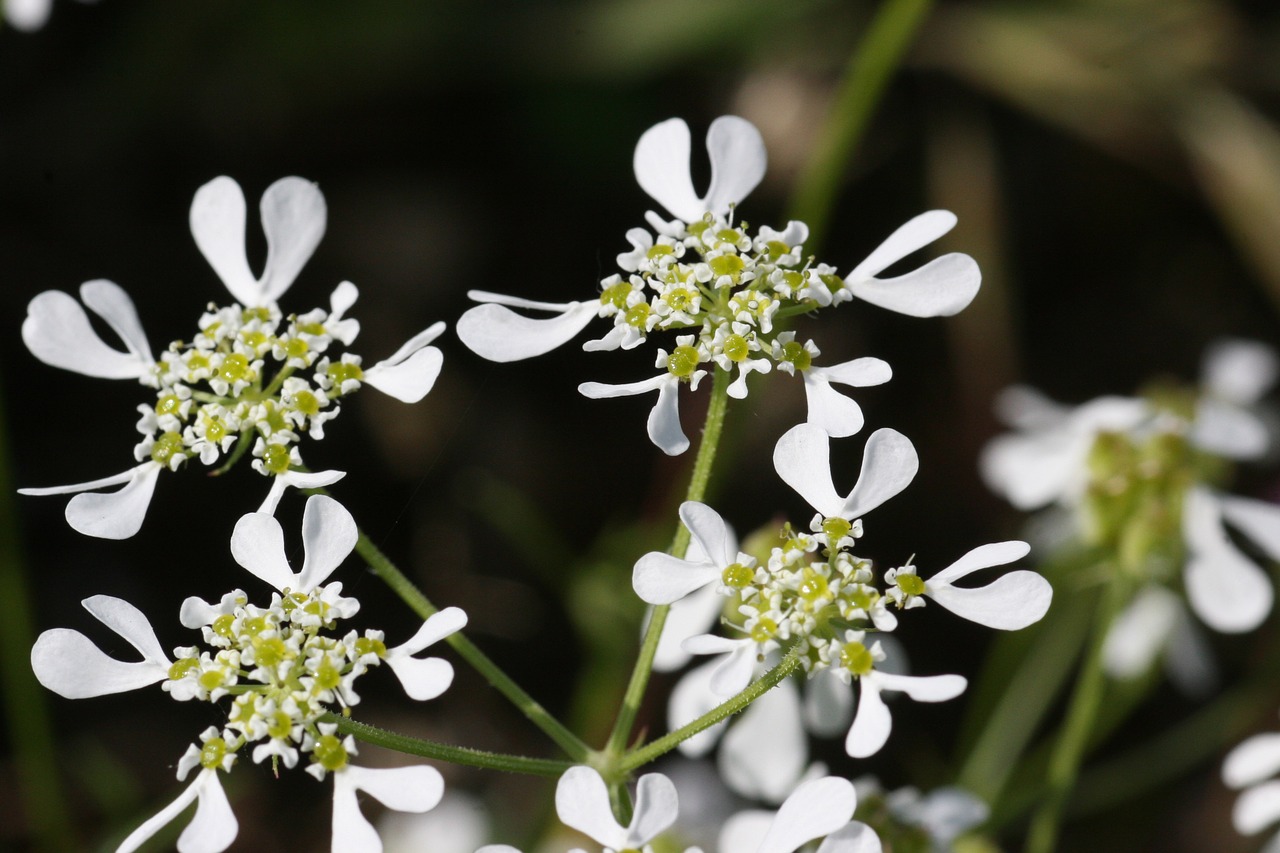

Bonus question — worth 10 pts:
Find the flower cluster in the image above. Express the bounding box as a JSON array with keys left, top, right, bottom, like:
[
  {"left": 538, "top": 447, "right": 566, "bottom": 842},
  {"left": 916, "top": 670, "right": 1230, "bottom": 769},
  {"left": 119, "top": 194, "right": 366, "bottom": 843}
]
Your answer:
[
  {"left": 458, "top": 116, "right": 980, "bottom": 454},
  {"left": 20, "top": 176, "right": 445, "bottom": 538},
  {"left": 981, "top": 339, "right": 1280, "bottom": 689},
  {"left": 31, "top": 496, "right": 465, "bottom": 851},
  {"left": 637, "top": 424, "right": 1052, "bottom": 777}
]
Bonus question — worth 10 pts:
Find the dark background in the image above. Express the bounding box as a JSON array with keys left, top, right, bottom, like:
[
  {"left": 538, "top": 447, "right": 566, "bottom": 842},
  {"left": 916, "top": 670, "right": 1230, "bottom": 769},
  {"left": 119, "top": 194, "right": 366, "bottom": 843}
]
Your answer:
[{"left": 3, "top": 0, "right": 1280, "bottom": 850}]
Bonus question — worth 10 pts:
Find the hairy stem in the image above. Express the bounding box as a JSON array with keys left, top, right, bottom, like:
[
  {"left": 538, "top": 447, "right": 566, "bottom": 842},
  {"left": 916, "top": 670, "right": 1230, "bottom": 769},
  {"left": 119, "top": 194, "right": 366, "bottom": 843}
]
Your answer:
[
  {"left": 603, "top": 367, "right": 732, "bottom": 761},
  {"left": 352, "top": 530, "right": 591, "bottom": 762},
  {"left": 328, "top": 715, "right": 571, "bottom": 776},
  {"left": 621, "top": 646, "right": 803, "bottom": 773}
]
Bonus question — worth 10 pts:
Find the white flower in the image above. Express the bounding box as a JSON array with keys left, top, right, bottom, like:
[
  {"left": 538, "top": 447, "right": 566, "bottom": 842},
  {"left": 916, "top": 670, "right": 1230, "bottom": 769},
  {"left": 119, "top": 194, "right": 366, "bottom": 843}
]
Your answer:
[
  {"left": 1224, "top": 727, "right": 1280, "bottom": 849},
  {"left": 633, "top": 116, "right": 767, "bottom": 223},
  {"left": 796, "top": 356, "right": 893, "bottom": 439},
  {"left": 117, "top": 730, "right": 239, "bottom": 853},
  {"left": 30, "top": 594, "right": 171, "bottom": 699},
  {"left": 360, "top": 320, "right": 448, "bottom": 403},
  {"left": 772, "top": 423, "right": 919, "bottom": 531},
  {"left": 579, "top": 339, "right": 707, "bottom": 456},
  {"left": 633, "top": 501, "right": 756, "bottom": 605},
  {"left": 717, "top": 776, "right": 881, "bottom": 853},
  {"left": 190, "top": 176, "right": 326, "bottom": 309},
  {"left": 383, "top": 607, "right": 467, "bottom": 701},
  {"left": 330, "top": 763, "right": 445, "bottom": 853},
  {"left": 554, "top": 765, "right": 678, "bottom": 852},
  {"left": 884, "top": 541, "right": 1052, "bottom": 631},
  {"left": 839, "top": 211, "right": 981, "bottom": 318},
  {"left": 1101, "top": 585, "right": 1216, "bottom": 695},
  {"left": 843, "top": 659, "right": 966, "bottom": 760}
]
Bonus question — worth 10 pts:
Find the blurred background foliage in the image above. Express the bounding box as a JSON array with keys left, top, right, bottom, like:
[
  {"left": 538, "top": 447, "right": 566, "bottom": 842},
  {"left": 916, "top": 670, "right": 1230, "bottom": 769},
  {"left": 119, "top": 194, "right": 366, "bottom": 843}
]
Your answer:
[{"left": 2, "top": 0, "right": 1280, "bottom": 850}]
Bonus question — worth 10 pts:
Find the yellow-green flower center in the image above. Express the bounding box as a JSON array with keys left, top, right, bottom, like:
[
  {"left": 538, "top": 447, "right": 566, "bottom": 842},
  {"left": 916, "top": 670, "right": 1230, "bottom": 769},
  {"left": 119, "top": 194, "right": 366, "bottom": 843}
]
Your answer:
[
  {"left": 840, "top": 641, "right": 875, "bottom": 676},
  {"left": 667, "top": 345, "right": 701, "bottom": 379},
  {"left": 721, "top": 562, "right": 754, "bottom": 588}
]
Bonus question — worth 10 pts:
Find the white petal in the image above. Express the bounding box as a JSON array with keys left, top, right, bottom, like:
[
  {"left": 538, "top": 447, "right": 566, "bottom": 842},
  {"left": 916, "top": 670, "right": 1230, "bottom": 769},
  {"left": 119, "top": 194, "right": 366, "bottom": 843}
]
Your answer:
[
  {"left": 1184, "top": 489, "right": 1274, "bottom": 632},
  {"left": 702, "top": 115, "right": 767, "bottom": 215},
  {"left": 994, "top": 384, "right": 1072, "bottom": 430},
  {"left": 626, "top": 773, "right": 679, "bottom": 847},
  {"left": 804, "top": 668, "right": 855, "bottom": 738},
  {"left": 79, "top": 280, "right": 153, "bottom": 367},
  {"left": 633, "top": 552, "right": 721, "bottom": 604},
  {"left": 258, "top": 177, "right": 326, "bottom": 305},
  {"left": 1191, "top": 400, "right": 1269, "bottom": 459},
  {"left": 647, "top": 376, "right": 689, "bottom": 456},
  {"left": 259, "top": 469, "right": 347, "bottom": 516},
  {"left": 757, "top": 777, "right": 857, "bottom": 853},
  {"left": 840, "top": 429, "right": 919, "bottom": 520},
  {"left": 929, "top": 541, "right": 1031, "bottom": 585},
  {"left": 375, "top": 322, "right": 447, "bottom": 367},
  {"left": 347, "top": 764, "right": 444, "bottom": 813},
  {"left": 845, "top": 253, "right": 981, "bottom": 318},
  {"left": 34, "top": 594, "right": 170, "bottom": 700},
  {"left": 386, "top": 656, "right": 454, "bottom": 702},
  {"left": 1235, "top": 780, "right": 1280, "bottom": 835},
  {"left": 1226, "top": 735, "right": 1280, "bottom": 789},
  {"left": 818, "top": 357, "right": 893, "bottom": 389},
  {"left": 190, "top": 177, "right": 257, "bottom": 306},
  {"left": 119, "top": 770, "right": 237, "bottom": 853},
  {"left": 846, "top": 681, "right": 892, "bottom": 759},
  {"left": 926, "top": 572, "right": 1052, "bottom": 630},
  {"left": 364, "top": 346, "right": 443, "bottom": 403},
  {"left": 466, "top": 290, "right": 578, "bottom": 311},
  {"left": 178, "top": 773, "right": 239, "bottom": 853},
  {"left": 681, "top": 501, "right": 737, "bottom": 567},
  {"left": 231, "top": 512, "right": 297, "bottom": 592},
  {"left": 82, "top": 594, "right": 170, "bottom": 666},
  {"left": 802, "top": 373, "right": 865, "bottom": 438},
  {"left": 850, "top": 211, "right": 958, "bottom": 279},
  {"left": 298, "top": 495, "right": 358, "bottom": 591},
  {"left": 1163, "top": 608, "right": 1219, "bottom": 697},
  {"left": 1220, "top": 495, "right": 1280, "bottom": 560},
  {"left": 873, "top": 671, "right": 967, "bottom": 703},
  {"left": 979, "top": 429, "right": 1085, "bottom": 511},
  {"left": 32, "top": 628, "right": 167, "bottom": 699},
  {"left": 668, "top": 661, "right": 729, "bottom": 757},
  {"left": 633, "top": 118, "right": 703, "bottom": 222},
  {"left": 1101, "top": 587, "right": 1180, "bottom": 679},
  {"left": 773, "top": 424, "right": 845, "bottom": 518},
  {"left": 555, "top": 766, "right": 627, "bottom": 850},
  {"left": 393, "top": 607, "right": 468, "bottom": 656},
  {"left": 22, "top": 289, "right": 153, "bottom": 380},
  {"left": 654, "top": 583, "right": 723, "bottom": 672},
  {"left": 4, "top": 0, "right": 52, "bottom": 31},
  {"left": 330, "top": 280, "right": 359, "bottom": 317},
  {"left": 64, "top": 463, "right": 161, "bottom": 540},
  {"left": 718, "top": 812, "right": 775, "bottom": 853},
  {"left": 719, "top": 681, "right": 807, "bottom": 804},
  {"left": 457, "top": 301, "right": 597, "bottom": 363},
  {"left": 19, "top": 466, "right": 137, "bottom": 496},
  {"left": 703, "top": 639, "right": 757, "bottom": 697},
  {"left": 1203, "top": 339, "right": 1279, "bottom": 405},
  {"left": 816, "top": 821, "right": 882, "bottom": 853}
]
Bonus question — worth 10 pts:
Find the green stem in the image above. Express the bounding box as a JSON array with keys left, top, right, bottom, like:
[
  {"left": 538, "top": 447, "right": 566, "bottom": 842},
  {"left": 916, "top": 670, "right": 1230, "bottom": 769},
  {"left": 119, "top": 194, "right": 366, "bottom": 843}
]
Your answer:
[
  {"left": 786, "top": 0, "right": 936, "bottom": 250},
  {"left": 351, "top": 530, "right": 591, "bottom": 762},
  {"left": 1025, "top": 577, "right": 1128, "bottom": 853},
  {"left": 327, "top": 715, "right": 571, "bottom": 776},
  {"left": 602, "top": 367, "right": 732, "bottom": 760},
  {"left": 621, "top": 646, "right": 803, "bottom": 773}
]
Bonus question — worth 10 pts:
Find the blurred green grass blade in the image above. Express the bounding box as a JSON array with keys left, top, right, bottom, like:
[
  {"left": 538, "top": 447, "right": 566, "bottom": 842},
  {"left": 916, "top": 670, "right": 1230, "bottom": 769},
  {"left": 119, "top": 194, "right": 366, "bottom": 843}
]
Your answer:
[
  {"left": 787, "top": 0, "right": 936, "bottom": 250},
  {"left": 0, "top": 368, "right": 76, "bottom": 851}
]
